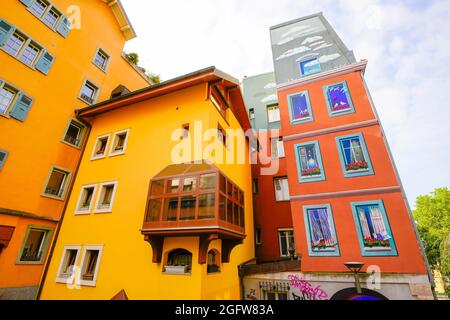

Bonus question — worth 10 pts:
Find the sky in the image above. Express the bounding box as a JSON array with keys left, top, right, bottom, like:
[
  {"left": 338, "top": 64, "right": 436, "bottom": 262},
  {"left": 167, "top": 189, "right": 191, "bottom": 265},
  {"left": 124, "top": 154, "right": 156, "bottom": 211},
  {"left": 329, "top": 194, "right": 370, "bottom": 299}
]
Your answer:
[{"left": 122, "top": 0, "right": 450, "bottom": 207}]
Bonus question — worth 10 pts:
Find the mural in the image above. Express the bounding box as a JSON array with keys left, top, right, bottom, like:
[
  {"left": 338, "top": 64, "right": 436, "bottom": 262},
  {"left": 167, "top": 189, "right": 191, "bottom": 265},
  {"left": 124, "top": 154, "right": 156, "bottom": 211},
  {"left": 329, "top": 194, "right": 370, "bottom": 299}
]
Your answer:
[
  {"left": 356, "top": 204, "right": 392, "bottom": 249},
  {"left": 297, "top": 143, "right": 321, "bottom": 177},
  {"left": 304, "top": 206, "right": 339, "bottom": 255},
  {"left": 289, "top": 91, "right": 311, "bottom": 121},
  {"left": 325, "top": 82, "right": 353, "bottom": 114},
  {"left": 339, "top": 136, "right": 368, "bottom": 171}
]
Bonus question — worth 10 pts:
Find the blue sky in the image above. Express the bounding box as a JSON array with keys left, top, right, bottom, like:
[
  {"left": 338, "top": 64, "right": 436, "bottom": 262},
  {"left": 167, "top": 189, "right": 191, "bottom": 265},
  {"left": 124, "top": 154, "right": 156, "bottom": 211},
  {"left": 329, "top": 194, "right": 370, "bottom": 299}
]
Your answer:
[{"left": 122, "top": 0, "right": 450, "bottom": 207}]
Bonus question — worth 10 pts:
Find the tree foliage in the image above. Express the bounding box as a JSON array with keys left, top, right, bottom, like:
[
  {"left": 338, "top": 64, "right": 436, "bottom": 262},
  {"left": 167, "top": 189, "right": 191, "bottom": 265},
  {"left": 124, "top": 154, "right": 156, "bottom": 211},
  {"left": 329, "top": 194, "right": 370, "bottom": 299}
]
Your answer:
[{"left": 124, "top": 52, "right": 161, "bottom": 84}]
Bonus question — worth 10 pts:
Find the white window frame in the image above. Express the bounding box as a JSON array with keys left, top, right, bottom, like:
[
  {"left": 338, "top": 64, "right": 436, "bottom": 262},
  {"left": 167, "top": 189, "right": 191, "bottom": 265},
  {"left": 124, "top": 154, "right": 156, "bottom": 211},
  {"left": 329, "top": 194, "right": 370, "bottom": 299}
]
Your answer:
[
  {"left": 271, "top": 137, "right": 285, "bottom": 158},
  {"left": 94, "top": 181, "right": 118, "bottom": 214},
  {"left": 56, "top": 245, "right": 81, "bottom": 284},
  {"left": 78, "top": 245, "right": 104, "bottom": 287},
  {"left": 92, "top": 47, "right": 111, "bottom": 72},
  {"left": 274, "top": 177, "right": 290, "bottom": 202},
  {"left": 41, "top": 165, "right": 71, "bottom": 200},
  {"left": 278, "top": 228, "right": 295, "bottom": 258},
  {"left": 75, "top": 184, "right": 98, "bottom": 215},
  {"left": 0, "top": 82, "right": 20, "bottom": 117},
  {"left": 267, "top": 104, "right": 280, "bottom": 123},
  {"left": 90, "top": 134, "right": 111, "bottom": 160},
  {"left": 61, "top": 118, "right": 86, "bottom": 149},
  {"left": 78, "top": 79, "right": 100, "bottom": 105},
  {"left": 108, "top": 129, "right": 130, "bottom": 157}
]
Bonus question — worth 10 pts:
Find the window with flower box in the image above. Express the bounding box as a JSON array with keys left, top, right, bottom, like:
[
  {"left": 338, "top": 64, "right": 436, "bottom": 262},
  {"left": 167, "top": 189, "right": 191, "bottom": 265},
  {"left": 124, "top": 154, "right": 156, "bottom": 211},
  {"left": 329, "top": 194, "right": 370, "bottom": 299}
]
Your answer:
[
  {"left": 351, "top": 200, "right": 397, "bottom": 256},
  {"left": 303, "top": 204, "right": 340, "bottom": 257},
  {"left": 91, "top": 134, "right": 110, "bottom": 160},
  {"left": 324, "top": 81, "right": 355, "bottom": 116},
  {"left": 288, "top": 90, "right": 313, "bottom": 124},
  {"left": 336, "top": 133, "right": 374, "bottom": 178},
  {"left": 109, "top": 129, "right": 130, "bottom": 156},
  {"left": 294, "top": 141, "right": 325, "bottom": 183},
  {"left": 94, "top": 181, "right": 118, "bottom": 213}
]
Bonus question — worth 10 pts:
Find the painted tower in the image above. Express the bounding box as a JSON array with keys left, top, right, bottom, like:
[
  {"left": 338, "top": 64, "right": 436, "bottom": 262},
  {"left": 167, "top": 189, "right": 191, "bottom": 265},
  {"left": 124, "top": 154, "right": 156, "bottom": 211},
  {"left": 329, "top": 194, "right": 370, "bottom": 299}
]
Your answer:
[
  {"left": 0, "top": 0, "right": 149, "bottom": 299},
  {"left": 242, "top": 13, "right": 434, "bottom": 300}
]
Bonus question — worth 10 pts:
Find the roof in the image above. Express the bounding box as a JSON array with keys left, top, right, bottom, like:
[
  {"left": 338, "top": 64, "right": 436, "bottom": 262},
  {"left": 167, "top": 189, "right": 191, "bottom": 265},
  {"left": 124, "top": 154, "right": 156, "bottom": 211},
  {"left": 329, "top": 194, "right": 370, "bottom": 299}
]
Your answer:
[
  {"left": 76, "top": 67, "right": 252, "bottom": 131},
  {"left": 102, "top": 0, "right": 137, "bottom": 41}
]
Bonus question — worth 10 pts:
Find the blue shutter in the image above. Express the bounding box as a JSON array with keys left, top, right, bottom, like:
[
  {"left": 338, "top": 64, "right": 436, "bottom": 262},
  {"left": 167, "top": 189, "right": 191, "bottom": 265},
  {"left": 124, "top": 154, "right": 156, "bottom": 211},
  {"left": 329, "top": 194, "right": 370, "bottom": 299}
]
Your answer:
[
  {"left": 0, "top": 19, "right": 14, "bottom": 47},
  {"left": 19, "top": 0, "right": 35, "bottom": 7},
  {"left": 56, "top": 16, "right": 71, "bottom": 38},
  {"left": 35, "top": 51, "right": 55, "bottom": 75},
  {"left": 10, "top": 94, "right": 34, "bottom": 122},
  {"left": 0, "top": 150, "right": 9, "bottom": 171}
]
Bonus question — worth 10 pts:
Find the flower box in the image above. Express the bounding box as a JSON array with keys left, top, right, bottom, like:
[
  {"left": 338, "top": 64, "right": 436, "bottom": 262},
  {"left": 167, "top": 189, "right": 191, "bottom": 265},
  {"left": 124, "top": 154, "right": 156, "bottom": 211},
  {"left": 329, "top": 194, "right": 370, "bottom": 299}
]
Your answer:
[{"left": 164, "top": 265, "right": 189, "bottom": 274}]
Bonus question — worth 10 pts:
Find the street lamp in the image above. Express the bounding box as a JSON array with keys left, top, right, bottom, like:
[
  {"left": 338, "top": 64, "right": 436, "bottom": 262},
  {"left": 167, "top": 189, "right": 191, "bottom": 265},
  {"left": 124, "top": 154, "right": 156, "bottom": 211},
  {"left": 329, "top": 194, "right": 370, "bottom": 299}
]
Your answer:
[{"left": 344, "top": 262, "right": 364, "bottom": 294}]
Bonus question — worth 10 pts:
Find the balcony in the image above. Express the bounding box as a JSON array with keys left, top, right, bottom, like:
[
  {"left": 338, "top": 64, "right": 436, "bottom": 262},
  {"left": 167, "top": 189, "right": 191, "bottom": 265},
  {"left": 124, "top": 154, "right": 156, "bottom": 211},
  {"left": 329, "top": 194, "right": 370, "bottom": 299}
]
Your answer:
[{"left": 141, "top": 163, "right": 246, "bottom": 264}]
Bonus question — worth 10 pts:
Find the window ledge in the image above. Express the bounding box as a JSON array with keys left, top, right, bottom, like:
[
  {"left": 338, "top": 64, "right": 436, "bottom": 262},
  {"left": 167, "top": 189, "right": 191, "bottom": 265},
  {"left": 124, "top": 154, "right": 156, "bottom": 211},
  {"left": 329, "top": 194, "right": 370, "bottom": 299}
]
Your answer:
[
  {"left": 60, "top": 139, "right": 82, "bottom": 150},
  {"left": 77, "top": 96, "right": 96, "bottom": 106},
  {"left": 75, "top": 210, "right": 91, "bottom": 216},
  {"left": 161, "top": 272, "right": 192, "bottom": 276},
  {"left": 15, "top": 260, "right": 44, "bottom": 265},
  {"left": 40, "top": 193, "right": 65, "bottom": 201},
  {"left": 90, "top": 155, "right": 107, "bottom": 161},
  {"left": 93, "top": 63, "right": 108, "bottom": 73},
  {"left": 109, "top": 151, "right": 126, "bottom": 158},
  {"left": 93, "top": 208, "right": 113, "bottom": 214}
]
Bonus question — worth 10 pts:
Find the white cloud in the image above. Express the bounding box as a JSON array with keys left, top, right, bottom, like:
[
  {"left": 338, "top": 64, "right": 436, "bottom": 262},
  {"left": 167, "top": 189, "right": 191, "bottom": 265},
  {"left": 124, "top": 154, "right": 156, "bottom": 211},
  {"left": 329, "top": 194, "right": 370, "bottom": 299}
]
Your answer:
[
  {"left": 264, "top": 82, "right": 276, "bottom": 89},
  {"left": 276, "top": 46, "right": 311, "bottom": 60},
  {"left": 281, "top": 25, "right": 311, "bottom": 38},
  {"left": 318, "top": 53, "right": 341, "bottom": 63},
  {"left": 261, "top": 94, "right": 278, "bottom": 103},
  {"left": 313, "top": 43, "right": 333, "bottom": 51},
  {"left": 309, "top": 41, "right": 326, "bottom": 47},
  {"left": 302, "top": 36, "right": 323, "bottom": 45},
  {"left": 277, "top": 37, "right": 294, "bottom": 45}
]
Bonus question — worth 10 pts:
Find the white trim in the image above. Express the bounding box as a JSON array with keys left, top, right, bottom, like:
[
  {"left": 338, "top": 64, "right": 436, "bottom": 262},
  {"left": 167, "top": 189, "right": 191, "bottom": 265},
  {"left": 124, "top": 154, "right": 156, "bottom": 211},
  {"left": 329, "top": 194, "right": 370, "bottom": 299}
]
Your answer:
[
  {"left": 108, "top": 129, "right": 130, "bottom": 157},
  {"left": 75, "top": 184, "right": 99, "bottom": 215},
  {"left": 90, "top": 133, "right": 111, "bottom": 160},
  {"left": 56, "top": 245, "right": 81, "bottom": 284},
  {"left": 93, "top": 181, "right": 118, "bottom": 214},
  {"left": 92, "top": 47, "right": 112, "bottom": 73},
  {"left": 78, "top": 245, "right": 104, "bottom": 287}
]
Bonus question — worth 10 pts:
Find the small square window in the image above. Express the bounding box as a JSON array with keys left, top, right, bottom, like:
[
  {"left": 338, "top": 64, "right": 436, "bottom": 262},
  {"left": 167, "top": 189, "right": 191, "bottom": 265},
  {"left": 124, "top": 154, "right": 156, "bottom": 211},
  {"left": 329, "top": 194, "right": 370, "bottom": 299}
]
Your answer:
[
  {"left": 267, "top": 104, "right": 280, "bottom": 123},
  {"left": 274, "top": 177, "right": 290, "bottom": 201},
  {"left": 19, "top": 42, "right": 41, "bottom": 66},
  {"left": 249, "top": 108, "right": 255, "bottom": 120},
  {"left": 75, "top": 184, "right": 98, "bottom": 214},
  {"left": 199, "top": 173, "right": 216, "bottom": 190},
  {"left": 79, "top": 80, "right": 99, "bottom": 104},
  {"left": 166, "top": 179, "right": 180, "bottom": 193},
  {"left": 299, "top": 56, "right": 321, "bottom": 76},
  {"left": 288, "top": 91, "right": 313, "bottom": 124},
  {"left": 93, "top": 48, "right": 110, "bottom": 71},
  {"left": 336, "top": 133, "right": 374, "bottom": 178},
  {"left": 278, "top": 229, "right": 295, "bottom": 257},
  {"left": 91, "top": 134, "right": 110, "bottom": 159},
  {"left": 0, "top": 84, "right": 19, "bottom": 115},
  {"left": 79, "top": 246, "right": 103, "bottom": 286},
  {"left": 303, "top": 204, "right": 340, "bottom": 256},
  {"left": 271, "top": 137, "right": 285, "bottom": 158},
  {"left": 63, "top": 120, "right": 85, "bottom": 147},
  {"left": 182, "top": 177, "right": 197, "bottom": 192},
  {"left": 109, "top": 129, "right": 130, "bottom": 156},
  {"left": 295, "top": 141, "right": 325, "bottom": 183},
  {"left": 17, "top": 226, "right": 53, "bottom": 264},
  {"left": 56, "top": 246, "right": 81, "bottom": 284},
  {"left": 30, "top": 0, "right": 49, "bottom": 18},
  {"left": 43, "top": 167, "right": 70, "bottom": 199},
  {"left": 351, "top": 200, "right": 397, "bottom": 256},
  {"left": 43, "top": 7, "right": 61, "bottom": 28},
  {"left": 94, "top": 181, "right": 118, "bottom": 213},
  {"left": 324, "top": 81, "right": 355, "bottom": 116},
  {"left": 4, "top": 31, "right": 27, "bottom": 57}
]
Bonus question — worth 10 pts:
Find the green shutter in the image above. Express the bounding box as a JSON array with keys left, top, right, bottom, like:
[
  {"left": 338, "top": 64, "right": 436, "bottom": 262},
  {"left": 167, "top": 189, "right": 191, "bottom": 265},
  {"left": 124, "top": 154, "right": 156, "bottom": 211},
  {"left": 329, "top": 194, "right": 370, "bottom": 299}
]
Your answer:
[
  {"left": 10, "top": 93, "right": 34, "bottom": 122},
  {"left": 35, "top": 51, "right": 55, "bottom": 75},
  {"left": 19, "top": 0, "right": 35, "bottom": 7},
  {"left": 0, "top": 19, "right": 14, "bottom": 47},
  {"left": 0, "top": 150, "right": 9, "bottom": 171},
  {"left": 56, "top": 16, "right": 71, "bottom": 38}
]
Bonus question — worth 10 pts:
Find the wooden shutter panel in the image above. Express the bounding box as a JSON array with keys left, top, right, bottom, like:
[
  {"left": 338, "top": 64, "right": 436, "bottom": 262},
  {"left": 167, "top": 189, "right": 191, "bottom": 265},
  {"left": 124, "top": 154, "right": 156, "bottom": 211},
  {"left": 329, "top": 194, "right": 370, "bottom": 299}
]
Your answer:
[
  {"left": 56, "top": 16, "right": 71, "bottom": 38},
  {"left": 10, "top": 93, "right": 34, "bottom": 122},
  {"left": 19, "top": 0, "right": 35, "bottom": 7},
  {"left": 0, "top": 150, "right": 9, "bottom": 171},
  {"left": 0, "top": 19, "right": 14, "bottom": 47},
  {"left": 35, "top": 51, "right": 55, "bottom": 75}
]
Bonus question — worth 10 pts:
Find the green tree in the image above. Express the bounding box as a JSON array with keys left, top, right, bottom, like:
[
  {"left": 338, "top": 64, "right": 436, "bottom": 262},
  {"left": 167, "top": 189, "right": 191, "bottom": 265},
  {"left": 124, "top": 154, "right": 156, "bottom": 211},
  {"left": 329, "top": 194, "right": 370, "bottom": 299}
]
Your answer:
[
  {"left": 124, "top": 52, "right": 161, "bottom": 84},
  {"left": 413, "top": 187, "right": 450, "bottom": 296},
  {"left": 125, "top": 52, "right": 139, "bottom": 65}
]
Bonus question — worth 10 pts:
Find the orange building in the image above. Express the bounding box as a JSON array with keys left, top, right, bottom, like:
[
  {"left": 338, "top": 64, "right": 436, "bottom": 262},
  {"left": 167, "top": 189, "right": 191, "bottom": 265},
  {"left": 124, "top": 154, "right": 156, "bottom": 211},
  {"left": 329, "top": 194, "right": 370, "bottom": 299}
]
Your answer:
[{"left": 0, "top": 0, "right": 149, "bottom": 299}]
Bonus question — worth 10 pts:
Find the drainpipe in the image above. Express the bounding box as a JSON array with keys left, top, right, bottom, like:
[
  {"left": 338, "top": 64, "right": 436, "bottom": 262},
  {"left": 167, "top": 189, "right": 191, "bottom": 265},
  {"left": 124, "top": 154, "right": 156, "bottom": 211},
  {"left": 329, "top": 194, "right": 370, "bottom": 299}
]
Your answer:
[
  {"left": 35, "top": 116, "right": 92, "bottom": 300},
  {"left": 238, "top": 258, "right": 257, "bottom": 300}
]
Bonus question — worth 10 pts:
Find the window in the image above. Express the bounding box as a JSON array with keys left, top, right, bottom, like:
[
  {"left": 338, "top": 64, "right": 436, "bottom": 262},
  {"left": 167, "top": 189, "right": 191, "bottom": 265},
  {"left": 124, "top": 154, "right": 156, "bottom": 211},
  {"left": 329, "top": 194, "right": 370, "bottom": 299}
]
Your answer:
[
  {"left": 19, "top": 41, "right": 41, "bottom": 66},
  {"left": 198, "top": 193, "right": 215, "bottom": 219},
  {"left": 43, "top": 7, "right": 60, "bottom": 28},
  {"left": 79, "top": 80, "right": 99, "bottom": 104},
  {"left": 75, "top": 184, "right": 98, "bottom": 215},
  {"left": 336, "top": 133, "right": 374, "bottom": 177},
  {"left": 63, "top": 119, "right": 85, "bottom": 147},
  {"left": 43, "top": 166, "right": 70, "bottom": 199},
  {"left": 303, "top": 205, "right": 340, "bottom": 256},
  {"left": 30, "top": 0, "right": 49, "bottom": 17},
  {"left": 294, "top": 141, "right": 325, "bottom": 183},
  {"left": 56, "top": 246, "right": 81, "bottom": 283},
  {"left": 0, "top": 84, "right": 18, "bottom": 115},
  {"left": 181, "top": 123, "right": 190, "bottom": 139},
  {"left": 324, "top": 81, "right": 355, "bottom": 116},
  {"left": 271, "top": 137, "right": 285, "bottom": 158},
  {"left": 79, "top": 246, "right": 103, "bottom": 286},
  {"left": 164, "top": 249, "right": 192, "bottom": 274},
  {"left": 288, "top": 91, "right": 313, "bottom": 124},
  {"left": 252, "top": 178, "right": 259, "bottom": 194},
  {"left": 17, "top": 225, "right": 53, "bottom": 264},
  {"left": 267, "top": 104, "right": 280, "bottom": 123},
  {"left": 217, "top": 124, "right": 227, "bottom": 146},
  {"left": 4, "top": 31, "right": 26, "bottom": 56},
  {"left": 255, "top": 228, "right": 262, "bottom": 245},
  {"left": 351, "top": 200, "right": 397, "bottom": 256},
  {"left": 93, "top": 48, "right": 110, "bottom": 71},
  {"left": 94, "top": 181, "right": 118, "bottom": 213},
  {"left": 91, "top": 134, "right": 110, "bottom": 159},
  {"left": 278, "top": 229, "right": 295, "bottom": 258},
  {"left": 0, "top": 149, "right": 8, "bottom": 171},
  {"left": 299, "top": 56, "right": 321, "bottom": 76},
  {"left": 207, "top": 249, "right": 221, "bottom": 274},
  {"left": 274, "top": 177, "right": 290, "bottom": 201},
  {"left": 109, "top": 129, "right": 130, "bottom": 156},
  {"left": 249, "top": 108, "right": 255, "bottom": 120}
]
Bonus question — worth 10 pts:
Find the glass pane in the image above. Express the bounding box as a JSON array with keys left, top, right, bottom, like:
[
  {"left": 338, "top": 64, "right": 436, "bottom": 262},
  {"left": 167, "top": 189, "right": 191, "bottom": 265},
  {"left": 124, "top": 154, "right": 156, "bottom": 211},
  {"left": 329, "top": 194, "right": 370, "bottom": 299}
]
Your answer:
[
  {"left": 219, "top": 194, "right": 226, "bottom": 221},
  {"left": 279, "top": 232, "right": 288, "bottom": 256},
  {"left": 227, "top": 181, "right": 232, "bottom": 196},
  {"left": 101, "top": 185, "right": 114, "bottom": 205},
  {"left": 62, "top": 250, "right": 77, "bottom": 275},
  {"left": 4, "top": 33, "right": 25, "bottom": 56},
  {"left": 341, "top": 137, "right": 368, "bottom": 171},
  {"left": 290, "top": 92, "right": 310, "bottom": 121},
  {"left": 239, "top": 206, "right": 245, "bottom": 228},
  {"left": 79, "top": 187, "right": 94, "bottom": 210},
  {"left": 183, "top": 177, "right": 197, "bottom": 192},
  {"left": 327, "top": 83, "right": 351, "bottom": 113},
  {"left": 0, "top": 87, "right": 16, "bottom": 113},
  {"left": 166, "top": 179, "right": 180, "bottom": 193},
  {"left": 226, "top": 199, "right": 233, "bottom": 223},
  {"left": 82, "top": 250, "right": 99, "bottom": 281},
  {"left": 219, "top": 174, "right": 226, "bottom": 193},
  {"left": 81, "top": 83, "right": 95, "bottom": 98},
  {"left": 199, "top": 173, "right": 216, "bottom": 190},
  {"left": 233, "top": 203, "right": 239, "bottom": 225},
  {"left": 162, "top": 197, "right": 178, "bottom": 221},
  {"left": 300, "top": 57, "right": 321, "bottom": 75},
  {"left": 180, "top": 196, "right": 196, "bottom": 220},
  {"left": 20, "top": 43, "right": 39, "bottom": 66},
  {"left": 357, "top": 204, "right": 391, "bottom": 249},
  {"left": 21, "top": 229, "right": 46, "bottom": 261},
  {"left": 238, "top": 190, "right": 244, "bottom": 205},
  {"left": 198, "top": 193, "right": 215, "bottom": 219},
  {"left": 30, "top": 0, "right": 48, "bottom": 17},
  {"left": 65, "top": 123, "right": 81, "bottom": 145},
  {"left": 298, "top": 144, "right": 321, "bottom": 177},
  {"left": 150, "top": 180, "right": 164, "bottom": 197},
  {"left": 146, "top": 198, "right": 162, "bottom": 222},
  {"left": 46, "top": 170, "right": 66, "bottom": 196}
]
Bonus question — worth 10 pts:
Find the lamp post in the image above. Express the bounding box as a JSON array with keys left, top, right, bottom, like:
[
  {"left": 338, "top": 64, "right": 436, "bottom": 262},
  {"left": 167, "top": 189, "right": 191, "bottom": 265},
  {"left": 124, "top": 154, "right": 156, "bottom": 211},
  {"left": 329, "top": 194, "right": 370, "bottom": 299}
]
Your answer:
[{"left": 344, "top": 262, "right": 364, "bottom": 294}]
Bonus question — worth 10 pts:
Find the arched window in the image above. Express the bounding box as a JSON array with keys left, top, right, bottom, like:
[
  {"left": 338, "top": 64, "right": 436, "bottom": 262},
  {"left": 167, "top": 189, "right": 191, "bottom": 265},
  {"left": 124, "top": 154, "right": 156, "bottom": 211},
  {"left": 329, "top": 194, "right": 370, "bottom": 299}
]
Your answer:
[
  {"left": 207, "top": 249, "right": 220, "bottom": 274},
  {"left": 164, "top": 249, "right": 192, "bottom": 274}
]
